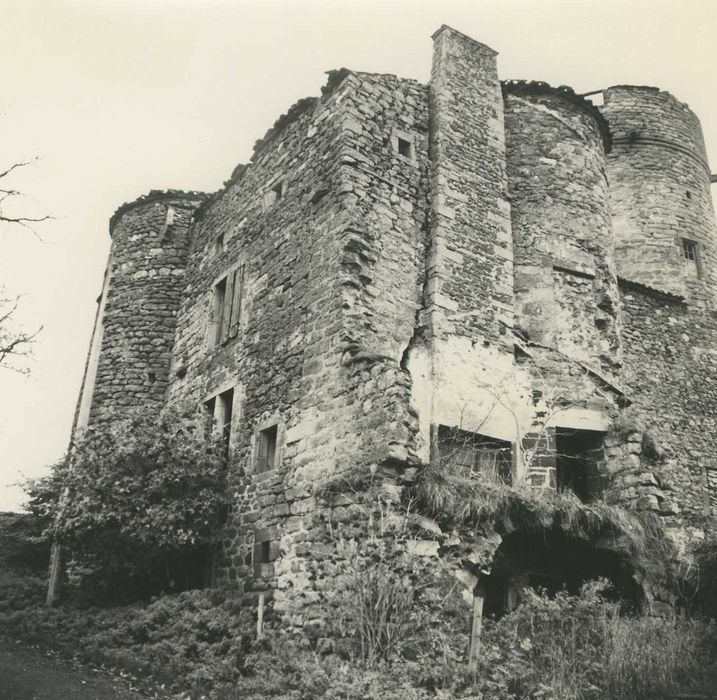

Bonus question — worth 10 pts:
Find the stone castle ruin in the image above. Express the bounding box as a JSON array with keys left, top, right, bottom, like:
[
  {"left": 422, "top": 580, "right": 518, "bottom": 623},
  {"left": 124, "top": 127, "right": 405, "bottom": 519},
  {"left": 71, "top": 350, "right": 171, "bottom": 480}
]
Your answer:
[{"left": 71, "top": 26, "right": 717, "bottom": 630}]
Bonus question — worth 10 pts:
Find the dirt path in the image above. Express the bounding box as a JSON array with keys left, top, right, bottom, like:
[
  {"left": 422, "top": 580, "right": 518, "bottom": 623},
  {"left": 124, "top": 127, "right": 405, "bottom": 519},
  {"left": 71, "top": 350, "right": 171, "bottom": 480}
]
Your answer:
[{"left": 0, "top": 639, "right": 160, "bottom": 700}]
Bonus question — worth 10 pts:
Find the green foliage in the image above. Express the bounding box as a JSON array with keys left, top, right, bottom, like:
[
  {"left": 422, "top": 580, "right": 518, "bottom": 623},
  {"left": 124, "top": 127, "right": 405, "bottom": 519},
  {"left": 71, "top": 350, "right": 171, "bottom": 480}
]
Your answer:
[{"left": 29, "top": 404, "right": 229, "bottom": 600}]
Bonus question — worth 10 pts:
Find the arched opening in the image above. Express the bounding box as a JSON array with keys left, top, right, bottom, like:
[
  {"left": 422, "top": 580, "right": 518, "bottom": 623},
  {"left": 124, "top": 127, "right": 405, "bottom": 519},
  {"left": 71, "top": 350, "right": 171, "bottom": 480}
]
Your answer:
[{"left": 481, "top": 527, "right": 643, "bottom": 619}]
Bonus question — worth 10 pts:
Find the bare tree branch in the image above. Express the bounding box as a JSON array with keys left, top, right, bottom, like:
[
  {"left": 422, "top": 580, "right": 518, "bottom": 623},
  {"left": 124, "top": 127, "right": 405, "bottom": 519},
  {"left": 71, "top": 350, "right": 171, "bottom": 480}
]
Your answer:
[{"left": 0, "top": 157, "right": 53, "bottom": 237}]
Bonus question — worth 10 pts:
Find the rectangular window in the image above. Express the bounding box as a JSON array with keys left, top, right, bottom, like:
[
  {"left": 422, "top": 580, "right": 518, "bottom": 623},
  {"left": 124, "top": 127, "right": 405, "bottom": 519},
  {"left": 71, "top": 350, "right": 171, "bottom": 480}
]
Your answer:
[
  {"left": 256, "top": 424, "right": 278, "bottom": 473},
  {"left": 253, "top": 532, "right": 278, "bottom": 577},
  {"left": 681, "top": 238, "right": 702, "bottom": 278},
  {"left": 437, "top": 426, "right": 513, "bottom": 485},
  {"left": 213, "top": 233, "right": 224, "bottom": 255},
  {"left": 392, "top": 130, "right": 417, "bottom": 162},
  {"left": 397, "top": 137, "right": 414, "bottom": 159},
  {"left": 211, "top": 264, "right": 245, "bottom": 346},
  {"left": 219, "top": 388, "right": 234, "bottom": 452}
]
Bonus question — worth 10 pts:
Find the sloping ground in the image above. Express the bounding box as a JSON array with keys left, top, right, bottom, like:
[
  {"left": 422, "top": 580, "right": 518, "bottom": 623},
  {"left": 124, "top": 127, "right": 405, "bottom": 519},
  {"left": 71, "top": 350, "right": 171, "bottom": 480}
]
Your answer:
[{"left": 0, "top": 639, "right": 158, "bottom": 700}]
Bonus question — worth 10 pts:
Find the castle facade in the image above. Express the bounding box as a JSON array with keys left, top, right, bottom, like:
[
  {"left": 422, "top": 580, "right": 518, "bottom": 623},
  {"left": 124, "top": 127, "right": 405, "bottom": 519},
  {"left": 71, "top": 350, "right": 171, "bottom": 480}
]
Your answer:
[{"left": 72, "top": 26, "right": 717, "bottom": 622}]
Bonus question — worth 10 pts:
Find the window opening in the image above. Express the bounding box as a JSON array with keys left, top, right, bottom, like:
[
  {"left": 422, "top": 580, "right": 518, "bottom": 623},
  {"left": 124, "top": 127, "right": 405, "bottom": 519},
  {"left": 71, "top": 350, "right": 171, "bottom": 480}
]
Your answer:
[
  {"left": 681, "top": 238, "right": 701, "bottom": 278},
  {"left": 213, "top": 233, "right": 224, "bottom": 255},
  {"left": 256, "top": 424, "right": 278, "bottom": 473},
  {"left": 219, "top": 388, "right": 234, "bottom": 453},
  {"left": 204, "top": 397, "right": 216, "bottom": 425},
  {"left": 555, "top": 428, "right": 606, "bottom": 502},
  {"left": 210, "top": 264, "right": 245, "bottom": 346},
  {"left": 397, "top": 137, "right": 414, "bottom": 159},
  {"left": 437, "top": 425, "right": 512, "bottom": 485},
  {"left": 212, "top": 277, "right": 227, "bottom": 345},
  {"left": 265, "top": 180, "right": 284, "bottom": 207}
]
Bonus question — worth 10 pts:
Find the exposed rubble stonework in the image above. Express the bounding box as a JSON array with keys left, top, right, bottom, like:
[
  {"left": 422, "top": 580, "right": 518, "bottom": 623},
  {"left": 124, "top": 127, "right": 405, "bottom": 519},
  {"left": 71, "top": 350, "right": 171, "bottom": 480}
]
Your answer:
[{"left": 72, "top": 26, "right": 717, "bottom": 627}]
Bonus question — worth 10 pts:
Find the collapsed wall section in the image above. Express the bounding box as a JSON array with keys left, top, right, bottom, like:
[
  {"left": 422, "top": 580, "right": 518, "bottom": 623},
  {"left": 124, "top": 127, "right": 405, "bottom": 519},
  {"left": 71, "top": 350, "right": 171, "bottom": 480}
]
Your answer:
[{"left": 602, "top": 86, "right": 717, "bottom": 307}]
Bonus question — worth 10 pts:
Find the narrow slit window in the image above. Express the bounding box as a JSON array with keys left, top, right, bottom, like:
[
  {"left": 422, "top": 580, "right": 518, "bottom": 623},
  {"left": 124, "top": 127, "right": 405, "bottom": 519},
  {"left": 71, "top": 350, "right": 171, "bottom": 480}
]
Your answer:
[
  {"left": 219, "top": 388, "right": 234, "bottom": 453},
  {"left": 256, "top": 424, "right": 278, "bottom": 473},
  {"left": 204, "top": 397, "right": 216, "bottom": 429},
  {"left": 681, "top": 238, "right": 701, "bottom": 278},
  {"left": 212, "top": 277, "right": 227, "bottom": 345},
  {"left": 213, "top": 233, "right": 224, "bottom": 255}
]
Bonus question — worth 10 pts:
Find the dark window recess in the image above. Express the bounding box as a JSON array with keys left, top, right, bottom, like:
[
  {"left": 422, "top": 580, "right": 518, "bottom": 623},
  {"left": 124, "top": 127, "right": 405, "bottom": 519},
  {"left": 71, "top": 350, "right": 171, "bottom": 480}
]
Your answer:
[
  {"left": 253, "top": 536, "right": 278, "bottom": 577},
  {"left": 219, "top": 388, "right": 234, "bottom": 452},
  {"left": 265, "top": 180, "right": 285, "bottom": 206},
  {"left": 555, "top": 428, "right": 606, "bottom": 502},
  {"left": 437, "top": 425, "right": 513, "bottom": 485},
  {"left": 397, "top": 137, "right": 414, "bottom": 159},
  {"left": 256, "top": 424, "right": 278, "bottom": 472},
  {"left": 204, "top": 396, "right": 216, "bottom": 422},
  {"left": 682, "top": 238, "right": 701, "bottom": 278},
  {"left": 213, "top": 233, "right": 224, "bottom": 255},
  {"left": 707, "top": 467, "right": 717, "bottom": 515},
  {"left": 211, "top": 265, "right": 245, "bottom": 346}
]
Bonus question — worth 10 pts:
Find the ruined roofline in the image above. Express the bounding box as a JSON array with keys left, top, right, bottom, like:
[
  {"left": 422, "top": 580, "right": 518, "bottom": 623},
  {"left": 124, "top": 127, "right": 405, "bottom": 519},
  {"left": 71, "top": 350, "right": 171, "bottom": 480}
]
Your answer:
[
  {"left": 604, "top": 84, "right": 693, "bottom": 110},
  {"left": 109, "top": 189, "right": 208, "bottom": 234},
  {"left": 196, "top": 66, "right": 419, "bottom": 222},
  {"left": 502, "top": 79, "right": 612, "bottom": 153}
]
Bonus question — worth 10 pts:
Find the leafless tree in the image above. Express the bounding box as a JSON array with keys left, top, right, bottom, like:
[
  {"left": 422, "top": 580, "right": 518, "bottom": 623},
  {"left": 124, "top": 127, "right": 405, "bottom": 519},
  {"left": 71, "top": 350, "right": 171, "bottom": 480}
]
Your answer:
[
  {"left": 0, "top": 294, "right": 41, "bottom": 374},
  {"left": 0, "top": 158, "right": 50, "bottom": 372},
  {"left": 0, "top": 159, "right": 52, "bottom": 233}
]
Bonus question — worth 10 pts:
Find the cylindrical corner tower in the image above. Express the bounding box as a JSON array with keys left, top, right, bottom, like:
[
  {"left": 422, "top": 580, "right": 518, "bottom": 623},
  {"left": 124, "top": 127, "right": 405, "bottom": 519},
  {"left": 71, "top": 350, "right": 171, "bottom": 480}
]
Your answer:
[
  {"left": 601, "top": 86, "right": 717, "bottom": 307},
  {"left": 503, "top": 82, "right": 620, "bottom": 375},
  {"left": 77, "top": 190, "right": 206, "bottom": 427}
]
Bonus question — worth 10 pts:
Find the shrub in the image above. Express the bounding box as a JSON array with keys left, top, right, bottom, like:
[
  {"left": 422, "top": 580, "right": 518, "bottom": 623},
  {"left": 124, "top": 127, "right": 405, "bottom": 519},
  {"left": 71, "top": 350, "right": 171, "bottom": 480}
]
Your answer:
[
  {"left": 325, "top": 536, "right": 466, "bottom": 667},
  {"left": 28, "top": 404, "right": 228, "bottom": 601}
]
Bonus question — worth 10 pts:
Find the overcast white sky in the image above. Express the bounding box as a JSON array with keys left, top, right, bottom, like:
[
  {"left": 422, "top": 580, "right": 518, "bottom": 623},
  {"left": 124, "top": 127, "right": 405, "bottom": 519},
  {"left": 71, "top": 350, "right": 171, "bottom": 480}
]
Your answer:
[{"left": 1, "top": 0, "right": 716, "bottom": 511}]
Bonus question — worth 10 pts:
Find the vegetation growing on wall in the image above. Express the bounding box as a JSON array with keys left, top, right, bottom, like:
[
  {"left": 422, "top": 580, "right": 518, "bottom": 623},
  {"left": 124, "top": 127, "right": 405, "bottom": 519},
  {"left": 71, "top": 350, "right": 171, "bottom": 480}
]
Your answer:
[{"left": 27, "top": 404, "right": 228, "bottom": 601}]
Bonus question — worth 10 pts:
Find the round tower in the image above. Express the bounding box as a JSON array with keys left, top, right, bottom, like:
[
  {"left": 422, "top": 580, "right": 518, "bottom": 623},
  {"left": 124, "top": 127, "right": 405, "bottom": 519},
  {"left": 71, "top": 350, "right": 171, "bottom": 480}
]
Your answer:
[
  {"left": 601, "top": 86, "right": 717, "bottom": 307},
  {"left": 82, "top": 190, "right": 206, "bottom": 425},
  {"left": 503, "top": 81, "right": 620, "bottom": 375}
]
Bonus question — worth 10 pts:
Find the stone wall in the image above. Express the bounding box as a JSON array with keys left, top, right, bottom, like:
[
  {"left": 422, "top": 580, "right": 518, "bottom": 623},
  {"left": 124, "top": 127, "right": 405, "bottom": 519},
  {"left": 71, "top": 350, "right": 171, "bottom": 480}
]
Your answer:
[
  {"left": 88, "top": 191, "right": 205, "bottom": 422},
  {"left": 504, "top": 83, "right": 620, "bottom": 379},
  {"left": 70, "top": 25, "right": 717, "bottom": 629},
  {"left": 602, "top": 86, "right": 717, "bottom": 308},
  {"left": 621, "top": 280, "right": 717, "bottom": 541}
]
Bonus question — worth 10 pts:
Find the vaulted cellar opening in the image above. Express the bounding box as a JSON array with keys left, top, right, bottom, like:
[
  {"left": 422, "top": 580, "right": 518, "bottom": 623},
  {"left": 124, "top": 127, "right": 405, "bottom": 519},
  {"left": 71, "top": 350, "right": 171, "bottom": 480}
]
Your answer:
[{"left": 481, "top": 527, "right": 643, "bottom": 619}]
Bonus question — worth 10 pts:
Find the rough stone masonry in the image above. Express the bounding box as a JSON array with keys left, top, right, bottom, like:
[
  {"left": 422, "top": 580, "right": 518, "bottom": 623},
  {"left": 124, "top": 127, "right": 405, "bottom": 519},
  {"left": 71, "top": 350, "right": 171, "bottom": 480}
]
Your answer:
[{"left": 70, "top": 26, "right": 717, "bottom": 627}]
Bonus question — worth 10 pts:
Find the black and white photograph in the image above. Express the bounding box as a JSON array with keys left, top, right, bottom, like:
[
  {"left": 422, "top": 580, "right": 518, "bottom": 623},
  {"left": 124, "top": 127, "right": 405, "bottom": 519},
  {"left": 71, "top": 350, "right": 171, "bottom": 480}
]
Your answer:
[{"left": 1, "top": 1, "right": 717, "bottom": 698}]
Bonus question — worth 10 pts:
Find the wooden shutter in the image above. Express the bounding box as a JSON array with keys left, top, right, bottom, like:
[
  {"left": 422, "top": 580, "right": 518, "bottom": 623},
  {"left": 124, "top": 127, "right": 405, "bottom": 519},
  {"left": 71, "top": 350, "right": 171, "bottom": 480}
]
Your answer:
[{"left": 230, "top": 264, "right": 245, "bottom": 337}]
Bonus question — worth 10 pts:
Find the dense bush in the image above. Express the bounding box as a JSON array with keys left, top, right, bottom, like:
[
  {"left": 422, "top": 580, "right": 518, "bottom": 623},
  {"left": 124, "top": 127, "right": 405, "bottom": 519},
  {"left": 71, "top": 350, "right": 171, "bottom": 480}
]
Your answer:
[
  {"left": 27, "top": 404, "right": 228, "bottom": 601},
  {"left": 0, "top": 512, "right": 49, "bottom": 613},
  {"left": 232, "top": 582, "right": 717, "bottom": 700},
  {"left": 0, "top": 587, "right": 252, "bottom": 698}
]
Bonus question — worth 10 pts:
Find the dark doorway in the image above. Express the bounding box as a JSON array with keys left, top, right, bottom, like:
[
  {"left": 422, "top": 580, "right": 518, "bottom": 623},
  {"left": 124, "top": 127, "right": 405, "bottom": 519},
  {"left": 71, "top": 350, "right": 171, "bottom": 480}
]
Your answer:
[
  {"left": 555, "top": 428, "right": 606, "bottom": 502},
  {"left": 482, "top": 528, "right": 642, "bottom": 619}
]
